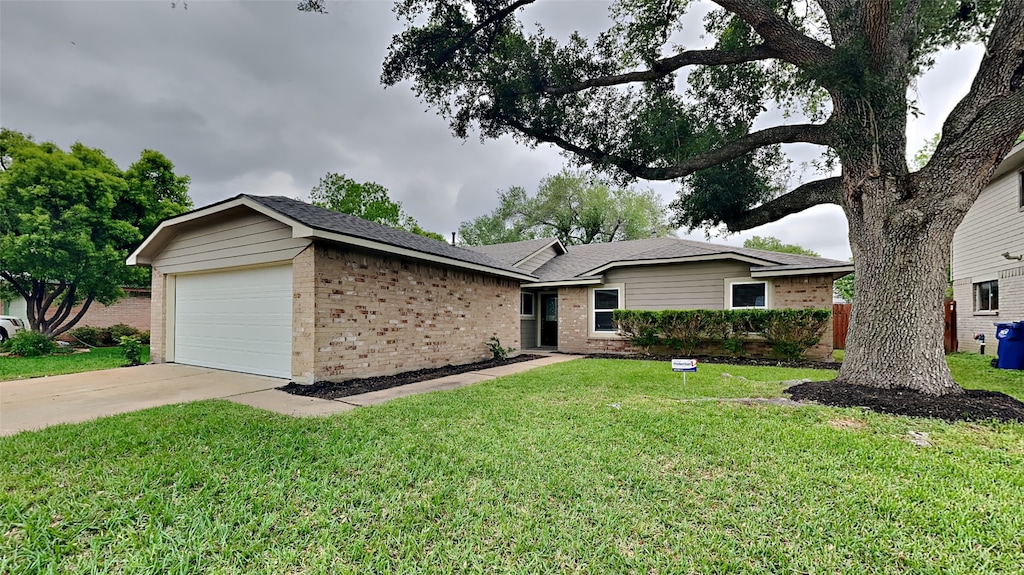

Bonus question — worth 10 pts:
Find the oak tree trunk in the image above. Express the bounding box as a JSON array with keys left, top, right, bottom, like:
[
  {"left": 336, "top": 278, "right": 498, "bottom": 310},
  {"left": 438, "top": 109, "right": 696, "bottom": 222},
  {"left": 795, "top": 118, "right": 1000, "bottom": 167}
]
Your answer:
[{"left": 836, "top": 170, "right": 965, "bottom": 395}]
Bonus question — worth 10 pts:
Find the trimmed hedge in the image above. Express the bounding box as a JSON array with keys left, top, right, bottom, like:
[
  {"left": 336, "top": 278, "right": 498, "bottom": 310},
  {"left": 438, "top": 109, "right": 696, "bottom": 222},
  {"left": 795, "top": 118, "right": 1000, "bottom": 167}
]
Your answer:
[
  {"left": 69, "top": 324, "right": 149, "bottom": 347},
  {"left": 613, "top": 308, "right": 832, "bottom": 360}
]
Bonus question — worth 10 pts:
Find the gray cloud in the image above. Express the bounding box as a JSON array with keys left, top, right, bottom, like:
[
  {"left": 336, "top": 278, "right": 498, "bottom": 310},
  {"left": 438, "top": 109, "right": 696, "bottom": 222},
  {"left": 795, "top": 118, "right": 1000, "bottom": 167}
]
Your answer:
[{"left": 1, "top": 1, "right": 983, "bottom": 260}]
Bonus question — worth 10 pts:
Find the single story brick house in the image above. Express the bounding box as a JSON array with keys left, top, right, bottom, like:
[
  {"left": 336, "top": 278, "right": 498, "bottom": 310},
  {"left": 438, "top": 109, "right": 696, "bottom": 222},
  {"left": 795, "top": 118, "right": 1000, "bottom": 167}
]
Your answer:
[
  {"left": 3, "top": 288, "right": 152, "bottom": 335},
  {"left": 467, "top": 237, "right": 852, "bottom": 359},
  {"left": 129, "top": 195, "right": 852, "bottom": 381}
]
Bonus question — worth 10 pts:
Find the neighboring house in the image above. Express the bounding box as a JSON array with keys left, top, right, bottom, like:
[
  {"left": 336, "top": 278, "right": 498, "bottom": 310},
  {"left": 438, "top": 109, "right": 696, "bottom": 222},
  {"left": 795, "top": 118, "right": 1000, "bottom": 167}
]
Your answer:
[
  {"left": 129, "top": 194, "right": 852, "bottom": 382},
  {"left": 468, "top": 237, "right": 852, "bottom": 360},
  {"left": 951, "top": 141, "right": 1024, "bottom": 352},
  {"left": 2, "top": 289, "right": 152, "bottom": 334}
]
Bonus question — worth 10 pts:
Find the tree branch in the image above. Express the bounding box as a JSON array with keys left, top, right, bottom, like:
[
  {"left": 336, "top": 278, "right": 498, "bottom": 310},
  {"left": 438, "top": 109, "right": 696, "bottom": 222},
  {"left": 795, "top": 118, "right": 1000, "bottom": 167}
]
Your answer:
[
  {"left": 508, "top": 118, "right": 833, "bottom": 180},
  {"left": 50, "top": 295, "right": 94, "bottom": 339},
  {"left": 542, "top": 45, "right": 779, "bottom": 95},
  {"left": 712, "top": 0, "right": 833, "bottom": 68},
  {"left": 724, "top": 176, "right": 843, "bottom": 231},
  {"left": 930, "top": 0, "right": 1024, "bottom": 179}
]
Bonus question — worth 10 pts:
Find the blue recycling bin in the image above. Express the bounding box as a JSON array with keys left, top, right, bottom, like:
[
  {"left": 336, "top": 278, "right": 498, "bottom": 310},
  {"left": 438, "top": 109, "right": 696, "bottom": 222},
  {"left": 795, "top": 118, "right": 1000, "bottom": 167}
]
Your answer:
[{"left": 994, "top": 322, "right": 1024, "bottom": 370}]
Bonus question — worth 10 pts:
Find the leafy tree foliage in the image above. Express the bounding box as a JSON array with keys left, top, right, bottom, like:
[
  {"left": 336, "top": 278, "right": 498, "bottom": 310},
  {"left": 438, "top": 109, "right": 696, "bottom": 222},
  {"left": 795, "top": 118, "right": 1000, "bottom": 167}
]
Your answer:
[
  {"left": 742, "top": 236, "right": 819, "bottom": 257},
  {"left": 310, "top": 172, "right": 445, "bottom": 241},
  {"left": 459, "top": 170, "right": 674, "bottom": 245},
  {"left": 834, "top": 269, "right": 855, "bottom": 302},
  {"left": 0, "top": 128, "right": 192, "bottom": 337},
  {"left": 373, "top": 0, "right": 1024, "bottom": 395}
]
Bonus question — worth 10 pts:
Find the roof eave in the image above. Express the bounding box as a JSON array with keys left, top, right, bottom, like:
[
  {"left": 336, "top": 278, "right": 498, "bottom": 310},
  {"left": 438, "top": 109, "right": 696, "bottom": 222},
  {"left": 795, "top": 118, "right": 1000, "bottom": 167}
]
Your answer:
[
  {"left": 512, "top": 238, "right": 567, "bottom": 268},
  {"left": 305, "top": 229, "right": 538, "bottom": 282},
  {"left": 583, "top": 253, "right": 776, "bottom": 276},
  {"left": 750, "top": 265, "right": 855, "bottom": 278}
]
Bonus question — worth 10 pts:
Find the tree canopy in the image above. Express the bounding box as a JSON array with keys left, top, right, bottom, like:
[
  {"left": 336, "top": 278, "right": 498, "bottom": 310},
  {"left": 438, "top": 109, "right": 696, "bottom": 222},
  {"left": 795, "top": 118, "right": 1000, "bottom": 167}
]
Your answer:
[
  {"left": 310, "top": 172, "right": 446, "bottom": 242},
  {"left": 742, "top": 236, "right": 819, "bottom": 257},
  {"left": 0, "top": 128, "right": 192, "bottom": 336},
  {"left": 371, "top": 0, "right": 1024, "bottom": 396},
  {"left": 458, "top": 170, "right": 674, "bottom": 245}
]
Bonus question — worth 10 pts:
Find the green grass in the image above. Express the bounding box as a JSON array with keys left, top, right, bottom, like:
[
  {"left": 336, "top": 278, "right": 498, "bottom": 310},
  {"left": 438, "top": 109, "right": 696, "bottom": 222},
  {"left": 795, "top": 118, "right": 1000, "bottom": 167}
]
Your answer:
[
  {"left": 0, "top": 346, "right": 150, "bottom": 380},
  {"left": 2, "top": 358, "right": 1022, "bottom": 574},
  {"left": 948, "top": 352, "right": 1024, "bottom": 399},
  {"left": 831, "top": 350, "right": 1024, "bottom": 401}
]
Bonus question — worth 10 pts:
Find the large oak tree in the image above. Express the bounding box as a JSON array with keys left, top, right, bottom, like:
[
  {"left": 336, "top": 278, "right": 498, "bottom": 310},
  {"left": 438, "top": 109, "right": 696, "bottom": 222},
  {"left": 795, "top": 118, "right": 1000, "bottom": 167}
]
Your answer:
[{"left": 367, "top": 0, "right": 1024, "bottom": 395}]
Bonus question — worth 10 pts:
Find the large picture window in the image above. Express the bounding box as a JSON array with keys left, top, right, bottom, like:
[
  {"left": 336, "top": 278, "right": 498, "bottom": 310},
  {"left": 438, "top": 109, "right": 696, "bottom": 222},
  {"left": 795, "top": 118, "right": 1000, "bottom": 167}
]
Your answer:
[
  {"left": 520, "top": 292, "right": 535, "bottom": 317},
  {"left": 975, "top": 280, "right": 998, "bottom": 312},
  {"left": 730, "top": 281, "right": 767, "bottom": 309},
  {"left": 592, "top": 287, "right": 621, "bottom": 332}
]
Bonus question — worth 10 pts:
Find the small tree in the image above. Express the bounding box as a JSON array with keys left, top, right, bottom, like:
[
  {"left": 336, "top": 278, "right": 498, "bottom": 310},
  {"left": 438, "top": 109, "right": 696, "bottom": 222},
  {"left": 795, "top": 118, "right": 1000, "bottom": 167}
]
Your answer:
[
  {"left": 742, "top": 236, "right": 819, "bottom": 257},
  {"left": 310, "top": 172, "right": 444, "bottom": 241},
  {"left": 0, "top": 128, "right": 191, "bottom": 337}
]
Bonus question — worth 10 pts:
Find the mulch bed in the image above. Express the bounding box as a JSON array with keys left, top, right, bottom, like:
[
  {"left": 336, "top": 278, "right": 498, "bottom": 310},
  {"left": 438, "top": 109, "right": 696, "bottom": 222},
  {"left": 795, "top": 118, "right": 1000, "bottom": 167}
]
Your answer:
[
  {"left": 279, "top": 354, "right": 545, "bottom": 400},
  {"left": 787, "top": 380, "right": 1024, "bottom": 423}
]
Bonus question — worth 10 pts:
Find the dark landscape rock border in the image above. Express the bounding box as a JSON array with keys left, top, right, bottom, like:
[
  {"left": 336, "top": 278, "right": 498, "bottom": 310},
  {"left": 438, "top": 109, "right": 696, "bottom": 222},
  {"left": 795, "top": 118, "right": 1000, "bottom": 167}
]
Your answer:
[
  {"left": 279, "top": 354, "right": 545, "bottom": 400},
  {"left": 787, "top": 380, "right": 1024, "bottom": 423}
]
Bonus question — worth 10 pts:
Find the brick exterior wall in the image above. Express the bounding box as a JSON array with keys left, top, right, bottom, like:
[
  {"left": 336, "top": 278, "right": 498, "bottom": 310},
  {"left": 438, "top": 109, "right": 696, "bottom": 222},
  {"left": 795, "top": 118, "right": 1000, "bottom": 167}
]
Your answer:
[
  {"left": 150, "top": 270, "right": 165, "bottom": 363},
  {"left": 554, "top": 274, "right": 835, "bottom": 360},
  {"left": 65, "top": 289, "right": 152, "bottom": 333},
  {"left": 556, "top": 287, "right": 631, "bottom": 354},
  {"left": 954, "top": 266, "right": 1024, "bottom": 353},
  {"left": 292, "top": 246, "right": 316, "bottom": 382},
  {"left": 771, "top": 274, "right": 835, "bottom": 360},
  {"left": 309, "top": 245, "right": 521, "bottom": 382}
]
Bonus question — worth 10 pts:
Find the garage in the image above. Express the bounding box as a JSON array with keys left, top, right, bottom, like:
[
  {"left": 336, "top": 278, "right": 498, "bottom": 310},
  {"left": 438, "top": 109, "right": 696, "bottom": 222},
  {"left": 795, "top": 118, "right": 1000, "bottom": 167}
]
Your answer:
[{"left": 173, "top": 265, "right": 292, "bottom": 378}]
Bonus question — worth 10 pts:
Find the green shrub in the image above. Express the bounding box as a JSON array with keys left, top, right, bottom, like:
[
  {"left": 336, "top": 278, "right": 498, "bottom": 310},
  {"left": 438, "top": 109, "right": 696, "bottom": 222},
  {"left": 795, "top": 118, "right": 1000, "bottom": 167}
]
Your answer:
[
  {"left": 760, "top": 309, "right": 832, "bottom": 360},
  {"left": 612, "top": 308, "right": 832, "bottom": 360},
  {"left": 70, "top": 326, "right": 103, "bottom": 347},
  {"left": 138, "top": 331, "right": 151, "bottom": 345},
  {"left": 485, "top": 336, "right": 515, "bottom": 361},
  {"left": 119, "top": 335, "right": 144, "bottom": 366},
  {"left": 3, "top": 330, "right": 57, "bottom": 357},
  {"left": 612, "top": 310, "right": 660, "bottom": 353},
  {"left": 109, "top": 324, "right": 140, "bottom": 341}
]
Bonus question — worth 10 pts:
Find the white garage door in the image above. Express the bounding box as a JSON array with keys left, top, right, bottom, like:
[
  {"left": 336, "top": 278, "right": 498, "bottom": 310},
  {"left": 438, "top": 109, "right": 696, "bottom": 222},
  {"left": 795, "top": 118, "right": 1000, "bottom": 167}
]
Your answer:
[{"left": 174, "top": 265, "right": 292, "bottom": 378}]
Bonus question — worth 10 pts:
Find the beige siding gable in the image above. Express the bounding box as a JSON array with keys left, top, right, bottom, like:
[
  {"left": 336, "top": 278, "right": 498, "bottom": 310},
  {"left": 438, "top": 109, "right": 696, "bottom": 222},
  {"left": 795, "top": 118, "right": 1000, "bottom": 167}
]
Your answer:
[
  {"left": 152, "top": 210, "right": 310, "bottom": 274},
  {"left": 517, "top": 245, "right": 561, "bottom": 272}
]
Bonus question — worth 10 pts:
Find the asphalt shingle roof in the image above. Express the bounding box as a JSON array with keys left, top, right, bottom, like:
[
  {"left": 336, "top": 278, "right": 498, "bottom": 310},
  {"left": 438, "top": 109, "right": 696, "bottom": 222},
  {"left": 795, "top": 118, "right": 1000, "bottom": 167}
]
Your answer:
[
  {"left": 464, "top": 238, "right": 562, "bottom": 266},
  {"left": 521, "top": 237, "right": 851, "bottom": 282},
  {"left": 242, "top": 195, "right": 533, "bottom": 278}
]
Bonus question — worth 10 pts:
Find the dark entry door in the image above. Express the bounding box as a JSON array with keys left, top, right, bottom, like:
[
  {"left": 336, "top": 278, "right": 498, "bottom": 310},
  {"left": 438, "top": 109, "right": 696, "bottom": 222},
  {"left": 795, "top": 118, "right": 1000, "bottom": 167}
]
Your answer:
[{"left": 540, "top": 294, "right": 558, "bottom": 347}]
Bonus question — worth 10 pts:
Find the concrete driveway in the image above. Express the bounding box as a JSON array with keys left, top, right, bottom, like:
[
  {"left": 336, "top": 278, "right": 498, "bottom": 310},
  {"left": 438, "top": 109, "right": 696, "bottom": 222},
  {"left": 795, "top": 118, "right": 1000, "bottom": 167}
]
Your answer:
[
  {"left": 1, "top": 355, "right": 579, "bottom": 436},
  {"left": 0, "top": 364, "right": 299, "bottom": 436}
]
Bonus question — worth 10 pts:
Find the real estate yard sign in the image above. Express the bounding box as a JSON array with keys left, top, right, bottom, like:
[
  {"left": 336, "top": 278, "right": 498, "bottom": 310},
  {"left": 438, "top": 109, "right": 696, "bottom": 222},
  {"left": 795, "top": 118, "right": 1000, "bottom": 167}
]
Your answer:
[{"left": 671, "top": 359, "right": 697, "bottom": 384}]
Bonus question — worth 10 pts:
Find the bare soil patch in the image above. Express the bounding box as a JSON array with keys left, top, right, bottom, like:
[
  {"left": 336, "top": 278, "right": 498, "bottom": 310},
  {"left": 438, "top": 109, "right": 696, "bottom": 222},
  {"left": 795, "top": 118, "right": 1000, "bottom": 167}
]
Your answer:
[
  {"left": 787, "top": 380, "right": 1024, "bottom": 423},
  {"left": 279, "top": 354, "right": 545, "bottom": 400}
]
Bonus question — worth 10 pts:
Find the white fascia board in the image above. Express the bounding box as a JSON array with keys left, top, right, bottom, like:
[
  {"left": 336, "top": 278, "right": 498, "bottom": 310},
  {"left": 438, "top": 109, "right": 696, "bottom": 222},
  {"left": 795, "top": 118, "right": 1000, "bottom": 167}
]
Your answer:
[
  {"left": 992, "top": 141, "right": 1024, "bottom": 180},
  {"left": 512, "top": 239, "right": 567, "bottom": 268},
  {"left": 520, "top": 277, "right": 604, "bottom": 288},
  {"left": 305, "top": 229, "right": 538, "bottom": 282},
  {"left": 583, "top": 253, "right": 774, "bottom": 276},
  {"left": 750, "top": 265, "right": 856, "bottom": 278}
]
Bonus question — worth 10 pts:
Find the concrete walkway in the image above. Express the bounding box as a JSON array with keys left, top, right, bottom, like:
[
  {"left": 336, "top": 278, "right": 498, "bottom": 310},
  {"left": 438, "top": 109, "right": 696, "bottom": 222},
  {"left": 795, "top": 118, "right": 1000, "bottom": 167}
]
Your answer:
[{"left": 1, "top": 355, "right": 578, "bottom": 436}]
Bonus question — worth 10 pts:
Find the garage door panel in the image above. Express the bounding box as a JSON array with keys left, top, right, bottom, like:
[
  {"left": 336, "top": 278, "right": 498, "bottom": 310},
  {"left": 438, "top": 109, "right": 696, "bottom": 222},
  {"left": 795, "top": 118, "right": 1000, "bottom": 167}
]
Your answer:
[{"left": 174, "top": 265, "right": 292, "bottom": 378}]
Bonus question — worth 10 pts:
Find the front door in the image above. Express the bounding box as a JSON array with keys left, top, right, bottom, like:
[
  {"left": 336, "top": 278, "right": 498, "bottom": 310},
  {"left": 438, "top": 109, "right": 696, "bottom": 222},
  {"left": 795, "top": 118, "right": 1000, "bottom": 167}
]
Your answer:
[{"left": 540, "top": 293, "right": 558, "bottom": 347}]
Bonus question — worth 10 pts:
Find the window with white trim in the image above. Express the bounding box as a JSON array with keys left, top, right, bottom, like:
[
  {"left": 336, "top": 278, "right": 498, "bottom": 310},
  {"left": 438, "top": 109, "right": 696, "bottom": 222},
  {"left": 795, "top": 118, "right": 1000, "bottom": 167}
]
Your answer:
[
  {"left": 592, "top": 287, "right": 621, "bottom": 332},
  {"left": 520, "top": 292, "right": 535, "bottom": 317},
  {"left": 975, "top": 280, "right": 998, "bottom": 311},
  {"left": 730, "top": 281, "right": 768, "bottom": 309}
]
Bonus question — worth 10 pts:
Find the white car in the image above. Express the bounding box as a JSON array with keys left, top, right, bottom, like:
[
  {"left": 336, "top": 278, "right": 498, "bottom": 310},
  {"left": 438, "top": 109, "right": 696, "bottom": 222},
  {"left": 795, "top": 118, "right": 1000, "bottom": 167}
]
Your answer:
[{"left": 0, "top": 315, "right": 25, "bottom": 343}]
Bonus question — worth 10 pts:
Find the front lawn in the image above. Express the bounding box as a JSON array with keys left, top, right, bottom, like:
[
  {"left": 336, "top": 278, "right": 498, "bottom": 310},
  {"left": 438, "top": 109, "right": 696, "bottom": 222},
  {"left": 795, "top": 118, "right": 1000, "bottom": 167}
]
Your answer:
[
  {"left": 0, "top": 346, "right": 150, "bottom": 380},
  {"left": 2, "top": 358, "right": 1022, "bottom": 573}
]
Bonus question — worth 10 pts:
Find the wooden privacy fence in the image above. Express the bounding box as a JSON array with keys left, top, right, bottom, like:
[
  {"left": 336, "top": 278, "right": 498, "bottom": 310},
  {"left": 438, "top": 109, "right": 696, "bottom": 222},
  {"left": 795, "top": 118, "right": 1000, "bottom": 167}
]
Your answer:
[{"left": 833, "top": 299, "right": 958, "bottom": 353}]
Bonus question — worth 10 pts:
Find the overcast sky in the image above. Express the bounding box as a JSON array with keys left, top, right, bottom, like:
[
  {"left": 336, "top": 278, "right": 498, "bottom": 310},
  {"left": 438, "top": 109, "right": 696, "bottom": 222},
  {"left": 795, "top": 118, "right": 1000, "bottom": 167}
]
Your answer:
[{"left": 0, "top": 1, "right": 985, "bottom": 260}]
